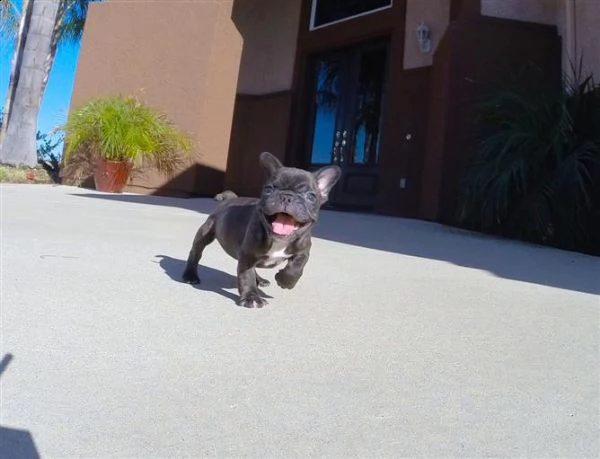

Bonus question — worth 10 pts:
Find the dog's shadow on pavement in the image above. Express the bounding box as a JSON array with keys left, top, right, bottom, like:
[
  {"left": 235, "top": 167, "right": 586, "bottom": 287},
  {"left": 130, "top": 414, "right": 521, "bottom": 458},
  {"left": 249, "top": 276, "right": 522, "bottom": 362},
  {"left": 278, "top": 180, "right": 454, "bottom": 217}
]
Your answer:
[{"left": 154, "top": 255, "right": 273, "bottom": 305}]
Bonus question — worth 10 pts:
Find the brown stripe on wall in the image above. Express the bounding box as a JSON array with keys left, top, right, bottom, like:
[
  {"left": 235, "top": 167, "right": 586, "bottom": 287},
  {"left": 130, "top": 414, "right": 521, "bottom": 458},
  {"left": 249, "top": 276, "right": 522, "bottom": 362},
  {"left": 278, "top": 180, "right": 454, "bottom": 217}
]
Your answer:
[
  {"left": 419, "top": 14, "right": 561, "bottom": 222},
  {"left": 224, "top": 91, "right": 293, "bottom": 198},
  {"left": 377, "top": 66, "right": 432, "bottom": 217}
]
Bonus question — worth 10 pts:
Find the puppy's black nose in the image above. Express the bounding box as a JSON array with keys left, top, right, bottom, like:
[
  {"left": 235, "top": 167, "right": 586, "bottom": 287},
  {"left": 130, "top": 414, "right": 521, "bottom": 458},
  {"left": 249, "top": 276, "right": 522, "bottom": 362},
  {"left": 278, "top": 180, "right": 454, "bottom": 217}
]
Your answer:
[{"left": 280, "top": 193, "right": 293, "bottom": 204}]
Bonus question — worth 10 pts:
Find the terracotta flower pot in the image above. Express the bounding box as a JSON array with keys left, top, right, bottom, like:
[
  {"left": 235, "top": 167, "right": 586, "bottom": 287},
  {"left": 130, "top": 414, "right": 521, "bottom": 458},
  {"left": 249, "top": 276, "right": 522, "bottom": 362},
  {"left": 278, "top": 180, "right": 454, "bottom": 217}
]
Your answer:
[{"left": 93, "top": 158, "right": 132, "bottom": 193}]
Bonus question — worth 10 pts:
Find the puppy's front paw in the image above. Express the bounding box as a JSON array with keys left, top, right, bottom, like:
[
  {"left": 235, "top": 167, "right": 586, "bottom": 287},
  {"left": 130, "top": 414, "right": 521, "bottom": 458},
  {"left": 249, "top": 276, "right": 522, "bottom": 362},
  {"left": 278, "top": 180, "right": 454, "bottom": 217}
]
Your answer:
[
  {"left": 182, "top": 268, "right": 200, "bottom": 284},
  {"left": 239, "top": 292, "right": 267, "bottom": 309},
  {"left": 275, "top": 269, "right": 299, "bottom": 289}
]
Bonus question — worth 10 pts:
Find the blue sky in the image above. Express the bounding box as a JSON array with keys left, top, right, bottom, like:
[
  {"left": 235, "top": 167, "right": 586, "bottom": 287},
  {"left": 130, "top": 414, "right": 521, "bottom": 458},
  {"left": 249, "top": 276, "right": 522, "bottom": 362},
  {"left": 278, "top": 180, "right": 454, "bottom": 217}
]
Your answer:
[{"left": 1, "top": 0, "right": 82, "bottom": 144}]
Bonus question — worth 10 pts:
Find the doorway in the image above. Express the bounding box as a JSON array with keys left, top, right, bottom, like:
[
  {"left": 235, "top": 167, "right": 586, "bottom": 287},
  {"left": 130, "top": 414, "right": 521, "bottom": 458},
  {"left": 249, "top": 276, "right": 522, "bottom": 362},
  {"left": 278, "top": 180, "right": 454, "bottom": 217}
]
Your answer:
[{"left": 305, "top": 39, "right": 389, "bottom": 209}]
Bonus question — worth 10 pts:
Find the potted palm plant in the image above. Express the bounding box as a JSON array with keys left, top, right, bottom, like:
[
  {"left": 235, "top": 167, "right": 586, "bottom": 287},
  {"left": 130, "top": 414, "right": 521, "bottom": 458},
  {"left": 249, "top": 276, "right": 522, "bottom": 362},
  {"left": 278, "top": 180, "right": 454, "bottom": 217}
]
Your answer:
[{"left": 61, "top": 95, "right": 192, "bottom": 193}]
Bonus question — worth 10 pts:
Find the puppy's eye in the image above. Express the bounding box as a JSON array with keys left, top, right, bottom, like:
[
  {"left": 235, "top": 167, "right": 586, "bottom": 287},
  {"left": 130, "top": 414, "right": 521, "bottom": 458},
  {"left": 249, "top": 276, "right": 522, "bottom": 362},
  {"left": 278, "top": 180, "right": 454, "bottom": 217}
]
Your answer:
[
  {"left": 264, "top": 185, "right": 275, "bottom": 194},
  {"left": 306, "top": 192, "right": 317, "bottom": 202}
]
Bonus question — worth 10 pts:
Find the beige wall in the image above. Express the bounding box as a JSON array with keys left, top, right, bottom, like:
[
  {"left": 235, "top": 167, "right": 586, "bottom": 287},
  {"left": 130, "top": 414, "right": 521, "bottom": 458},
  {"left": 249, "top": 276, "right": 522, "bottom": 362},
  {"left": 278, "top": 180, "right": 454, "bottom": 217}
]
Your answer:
[
  {"left": 404, "top": 0, "right": 451, "bottom": 69},
  {"left": 481, "top": 0, "right": 558, "bottom": 25},
  {"left": 572, "top": 1, "right": 600, "bottom": 79},
  {"left": 481, "top": 0, "right": 600, "bottom": 81},
  {"left": 232, "top": 0, "right": 302, "bottom": 94},
  {"left": 70, "top": 0, "right": 243, "bottom": 192}
]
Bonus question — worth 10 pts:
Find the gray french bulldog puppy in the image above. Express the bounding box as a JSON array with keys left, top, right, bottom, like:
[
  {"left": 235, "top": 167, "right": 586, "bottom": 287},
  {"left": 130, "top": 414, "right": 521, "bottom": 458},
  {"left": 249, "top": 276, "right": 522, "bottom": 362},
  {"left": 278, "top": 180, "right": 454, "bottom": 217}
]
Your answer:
[{"left": 182, "top": 151, "right": 341, "bottom": 308}]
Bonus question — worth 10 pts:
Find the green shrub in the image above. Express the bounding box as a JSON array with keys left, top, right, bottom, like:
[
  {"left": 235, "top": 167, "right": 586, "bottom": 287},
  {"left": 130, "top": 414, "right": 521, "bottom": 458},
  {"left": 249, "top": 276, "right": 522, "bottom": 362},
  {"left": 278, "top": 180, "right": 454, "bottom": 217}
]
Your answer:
[
  {"left": 62, "top": 95, "right": 192, "bottom": 177},
  {"left": 457, "top": 65, "right": 600, "bottom": 254}
]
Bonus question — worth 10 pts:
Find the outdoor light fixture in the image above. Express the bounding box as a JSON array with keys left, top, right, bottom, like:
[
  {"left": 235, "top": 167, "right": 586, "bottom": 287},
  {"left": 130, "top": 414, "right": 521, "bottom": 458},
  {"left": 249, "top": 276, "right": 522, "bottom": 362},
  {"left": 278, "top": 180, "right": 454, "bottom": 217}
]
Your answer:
[{"left": 416, "top": 21, "right": 432, "bottom": 53}]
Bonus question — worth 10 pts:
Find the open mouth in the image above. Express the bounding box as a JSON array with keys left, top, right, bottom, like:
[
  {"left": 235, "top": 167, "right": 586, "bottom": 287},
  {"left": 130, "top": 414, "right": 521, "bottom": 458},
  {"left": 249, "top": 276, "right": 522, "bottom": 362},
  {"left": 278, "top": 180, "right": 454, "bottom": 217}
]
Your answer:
[{"left": 266, "top": 212, "right": 301, "bottom": 236}]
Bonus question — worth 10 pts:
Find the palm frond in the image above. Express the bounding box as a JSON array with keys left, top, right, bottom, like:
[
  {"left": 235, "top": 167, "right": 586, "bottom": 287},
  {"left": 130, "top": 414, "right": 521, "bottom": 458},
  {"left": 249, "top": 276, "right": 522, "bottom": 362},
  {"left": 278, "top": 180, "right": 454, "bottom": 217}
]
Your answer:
[
  {"left": 56, "top": 0, "right": 101, "bottom": 46},
  {"left": 0, "top": 0, "right": 20, "bottom": 42},
  {"left": 457, "top": 64, "right": 600, "bottom": 254}
]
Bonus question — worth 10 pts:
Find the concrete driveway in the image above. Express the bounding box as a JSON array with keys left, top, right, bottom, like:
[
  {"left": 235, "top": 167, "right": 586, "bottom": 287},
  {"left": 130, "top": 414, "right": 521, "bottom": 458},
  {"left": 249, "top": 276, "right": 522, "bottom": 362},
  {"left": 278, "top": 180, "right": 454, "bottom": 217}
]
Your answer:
[{"left": 1, "top": 184, "right": 598, "bottom": 458}]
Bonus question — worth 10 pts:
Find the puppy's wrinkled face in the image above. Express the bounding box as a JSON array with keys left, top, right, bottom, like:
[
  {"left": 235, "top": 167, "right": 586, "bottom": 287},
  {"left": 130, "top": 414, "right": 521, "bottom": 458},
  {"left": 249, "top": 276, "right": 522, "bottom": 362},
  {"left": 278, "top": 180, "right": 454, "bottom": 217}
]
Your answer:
[
  {"left": 261, "top": 169, "right": 321, "bottom": 236},
  {"left": 258, "top": 152, "right": 341, "bottom": 238}
]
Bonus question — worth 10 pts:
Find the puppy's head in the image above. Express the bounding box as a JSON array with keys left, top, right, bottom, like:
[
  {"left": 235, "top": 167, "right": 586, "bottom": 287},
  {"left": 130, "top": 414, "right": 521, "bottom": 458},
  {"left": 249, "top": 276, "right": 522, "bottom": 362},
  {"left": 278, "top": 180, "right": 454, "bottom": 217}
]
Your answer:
[{"left": 258, "top": 152, "right": 341, "bottom": 237}]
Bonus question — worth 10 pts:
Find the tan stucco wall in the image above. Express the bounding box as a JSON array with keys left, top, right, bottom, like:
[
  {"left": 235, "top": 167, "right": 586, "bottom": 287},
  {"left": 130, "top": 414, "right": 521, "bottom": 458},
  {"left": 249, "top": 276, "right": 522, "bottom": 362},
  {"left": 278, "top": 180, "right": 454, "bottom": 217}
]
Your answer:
[
  {"left": 70, "top": 0, "right": 243, "bottom": 191},
  {"left": 232, "top": 0, "right": 302, "bottom": 94},
  {"left": 481, "top": 0, "right": 558, "bottom": 25},
  {"left": 403, "top": 0, "right": 451, "bottom": 69},
  {"left": 573, "top": 1, "right": 600, "bottom": 79},
  {"left": 481, "top": 0, "right": 600, "bottom": 80}
]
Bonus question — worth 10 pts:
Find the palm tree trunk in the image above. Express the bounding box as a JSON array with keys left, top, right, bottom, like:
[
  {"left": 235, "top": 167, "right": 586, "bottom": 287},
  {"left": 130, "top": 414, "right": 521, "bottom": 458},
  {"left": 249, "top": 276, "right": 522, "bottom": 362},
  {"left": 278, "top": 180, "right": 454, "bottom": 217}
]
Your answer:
[
  {"left": 0, "top": 0, "right": 31, "bottom": 145},
  {"left": 0, "top": 0, "right": 61, "bottom": 167},
  {"left": 40, "top": 0, "right": 68, "bottom": 101}
]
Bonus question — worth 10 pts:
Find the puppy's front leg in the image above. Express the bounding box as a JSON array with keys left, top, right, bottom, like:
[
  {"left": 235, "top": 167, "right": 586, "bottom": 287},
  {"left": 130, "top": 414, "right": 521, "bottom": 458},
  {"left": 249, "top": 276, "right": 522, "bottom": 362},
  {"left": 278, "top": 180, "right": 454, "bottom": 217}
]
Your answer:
[
  {"left": 275, "top": 252, "right": 309, "bottom": 290},
  {"left": 237, "top": 253, "right": 267, "bottom": 308}
]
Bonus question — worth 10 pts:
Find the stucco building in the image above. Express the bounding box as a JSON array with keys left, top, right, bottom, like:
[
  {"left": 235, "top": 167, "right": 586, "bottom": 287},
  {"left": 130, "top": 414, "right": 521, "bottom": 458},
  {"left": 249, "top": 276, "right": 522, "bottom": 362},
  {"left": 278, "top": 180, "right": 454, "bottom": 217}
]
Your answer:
[{"left": 69, "top": 0, "right": 599, "bottom": 222}]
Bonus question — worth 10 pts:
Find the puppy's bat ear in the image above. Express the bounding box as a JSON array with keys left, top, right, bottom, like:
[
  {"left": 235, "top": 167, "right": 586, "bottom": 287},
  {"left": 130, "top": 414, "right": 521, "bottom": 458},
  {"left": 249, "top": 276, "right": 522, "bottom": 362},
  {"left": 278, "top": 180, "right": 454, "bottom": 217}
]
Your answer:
[
  {"left": 313, "top": 165, "right": 341, "bottom": 202},
  {"left": 259, "top": 151, "right": 283, "bottom": 177}
]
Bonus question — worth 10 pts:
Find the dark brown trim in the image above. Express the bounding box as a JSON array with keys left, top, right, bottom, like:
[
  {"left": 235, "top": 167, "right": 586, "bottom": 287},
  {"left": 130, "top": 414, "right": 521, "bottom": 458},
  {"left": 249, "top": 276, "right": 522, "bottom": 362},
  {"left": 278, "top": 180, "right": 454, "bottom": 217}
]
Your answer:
[
  {"left": 287, "top": 0, "right": 406, "bottom": 172},
  {"left": 450, "top": 0, "right": 481, "bottom": 21},
  {"left": 286, "top": 0, "right": 433, "bottom": 216},
  {"left": 225, "top": 90, "right": 293, "bottom": 197},
  {"left": 235, "top": 90, "right": 292, "bottom": 101},
  {"left": 298, "top": 10, "right": 399, "bottom": 52},
  {"left": 283, "top": 0, "right": 311, "bottom": 167},
  {"left": 418, "top": 13, "right": 561, "bottom": 222},
  {"left": 474, "top": 14, "right": 561, "bottom": 33}
]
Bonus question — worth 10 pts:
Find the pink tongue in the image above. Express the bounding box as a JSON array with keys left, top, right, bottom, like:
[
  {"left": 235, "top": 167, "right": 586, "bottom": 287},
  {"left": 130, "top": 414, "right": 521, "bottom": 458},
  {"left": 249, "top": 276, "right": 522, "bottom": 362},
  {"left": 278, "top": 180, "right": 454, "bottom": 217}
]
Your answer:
[{"left": 272, "top": 214, "right": 297, "bottom": 236}]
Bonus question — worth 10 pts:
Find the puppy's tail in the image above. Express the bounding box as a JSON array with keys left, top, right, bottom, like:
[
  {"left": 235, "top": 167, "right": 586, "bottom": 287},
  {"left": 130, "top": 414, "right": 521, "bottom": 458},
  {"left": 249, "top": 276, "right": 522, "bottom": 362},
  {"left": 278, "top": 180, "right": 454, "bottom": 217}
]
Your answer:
[{"left": 214, "top": 190, "right": 238, "bottom": 201}]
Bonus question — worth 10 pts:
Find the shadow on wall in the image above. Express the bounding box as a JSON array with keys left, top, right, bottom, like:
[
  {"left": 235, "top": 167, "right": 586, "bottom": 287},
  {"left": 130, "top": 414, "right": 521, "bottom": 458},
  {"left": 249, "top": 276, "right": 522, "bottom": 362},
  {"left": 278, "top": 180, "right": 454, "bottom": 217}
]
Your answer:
[
  {"left": 69, "top": 163, "right": 226, "bottom": 198},
  {"left": 69, "top": 192, "right": 600, "bottom": 296},
  {"left": 223, "top": 0, "right": 297, "bottom": 198},
  {"left": 0, "top": 354, "right": 41, "bottom": 459}
]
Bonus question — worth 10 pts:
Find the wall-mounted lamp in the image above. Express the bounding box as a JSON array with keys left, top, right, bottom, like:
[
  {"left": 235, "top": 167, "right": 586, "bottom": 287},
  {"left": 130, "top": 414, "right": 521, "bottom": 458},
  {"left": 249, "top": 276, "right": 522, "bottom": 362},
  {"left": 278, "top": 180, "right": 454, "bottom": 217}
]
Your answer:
[{"left": 416, "top": 21, "right": 432, "bottom": 54}]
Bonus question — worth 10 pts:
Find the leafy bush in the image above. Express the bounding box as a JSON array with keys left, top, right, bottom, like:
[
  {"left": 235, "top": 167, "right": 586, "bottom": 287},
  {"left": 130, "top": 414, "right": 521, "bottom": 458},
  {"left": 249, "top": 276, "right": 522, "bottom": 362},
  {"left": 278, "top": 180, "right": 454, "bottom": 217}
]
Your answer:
[
  {"left": 36, "top": 131, "right": 63, "bottom": 183},
  {"left": 62, "top": 95, "right": 192, "bottom": 177},
  {"left": 457, "top": 66, "right": 600, "bottom": 255}
]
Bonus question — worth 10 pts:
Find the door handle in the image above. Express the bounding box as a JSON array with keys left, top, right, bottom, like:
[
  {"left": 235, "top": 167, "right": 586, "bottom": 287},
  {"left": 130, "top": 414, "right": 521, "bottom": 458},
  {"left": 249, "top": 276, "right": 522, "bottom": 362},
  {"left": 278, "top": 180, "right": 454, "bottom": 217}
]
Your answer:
[
  {"left": 332, "top": 130, "right": 347, "bottom": 165},
  {"left": 340, "top": 130, "right": 347, "bottom": 164},
  {"left": 332, "top": 130, "right": 341, "bottom": 164}
]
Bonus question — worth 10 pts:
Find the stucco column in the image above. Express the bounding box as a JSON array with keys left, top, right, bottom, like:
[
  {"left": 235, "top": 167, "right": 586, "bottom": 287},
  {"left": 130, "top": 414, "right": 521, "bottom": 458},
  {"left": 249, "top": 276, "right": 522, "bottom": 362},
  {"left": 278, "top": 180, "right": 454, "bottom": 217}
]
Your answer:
[{"left": 68, "top": 0, "right": 243, "bottom": 196}]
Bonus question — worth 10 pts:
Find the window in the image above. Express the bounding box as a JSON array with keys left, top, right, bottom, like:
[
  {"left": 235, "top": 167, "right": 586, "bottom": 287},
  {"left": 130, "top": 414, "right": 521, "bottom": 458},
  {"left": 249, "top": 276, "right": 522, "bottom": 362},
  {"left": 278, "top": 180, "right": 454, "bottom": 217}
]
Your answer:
[{"left": 309, "top": 0, "right": 393, "bottom": 30}]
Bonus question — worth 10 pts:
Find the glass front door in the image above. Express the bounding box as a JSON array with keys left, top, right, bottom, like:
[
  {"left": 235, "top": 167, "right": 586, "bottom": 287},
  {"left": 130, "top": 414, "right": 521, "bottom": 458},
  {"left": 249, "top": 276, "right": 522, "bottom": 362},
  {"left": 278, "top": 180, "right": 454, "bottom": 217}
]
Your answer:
[{"left": 306, "top": 40, "right": 389, "bottom": 209}]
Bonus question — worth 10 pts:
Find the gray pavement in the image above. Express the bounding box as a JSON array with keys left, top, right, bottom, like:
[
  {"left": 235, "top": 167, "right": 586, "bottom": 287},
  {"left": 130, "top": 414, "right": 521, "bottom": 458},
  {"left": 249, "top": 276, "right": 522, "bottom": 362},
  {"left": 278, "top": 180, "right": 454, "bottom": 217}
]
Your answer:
[{"left": 1, "top": 183, "right": 599, "bottom": 458}]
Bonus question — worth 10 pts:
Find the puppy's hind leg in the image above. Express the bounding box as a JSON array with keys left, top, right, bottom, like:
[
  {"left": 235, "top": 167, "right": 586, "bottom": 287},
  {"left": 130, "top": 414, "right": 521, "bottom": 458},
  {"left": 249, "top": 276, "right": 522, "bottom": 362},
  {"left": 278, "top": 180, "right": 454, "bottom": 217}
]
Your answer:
[{"left": 182, "top": 217, "right": 216, "bottom": 284}]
